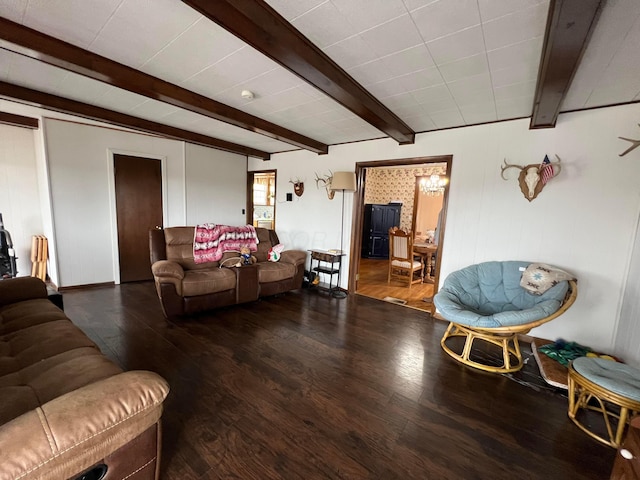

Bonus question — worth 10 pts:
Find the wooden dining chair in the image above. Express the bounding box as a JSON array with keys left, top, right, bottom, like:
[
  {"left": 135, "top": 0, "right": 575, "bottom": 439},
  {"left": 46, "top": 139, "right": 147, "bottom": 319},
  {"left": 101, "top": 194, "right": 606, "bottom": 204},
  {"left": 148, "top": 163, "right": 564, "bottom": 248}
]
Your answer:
[{"left": 387, "top": 227, "right": 423, "bottom": 288}]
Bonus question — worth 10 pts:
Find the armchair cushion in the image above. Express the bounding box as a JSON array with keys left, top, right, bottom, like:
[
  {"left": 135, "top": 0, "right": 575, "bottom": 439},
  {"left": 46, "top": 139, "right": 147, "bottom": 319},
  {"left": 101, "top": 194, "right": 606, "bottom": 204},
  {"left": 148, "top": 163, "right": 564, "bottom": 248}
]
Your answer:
[
  {"left": 435, "top": 261, "right": 569, "bottom": 328},
  {"left": 181, "top": 268, "right": 236, "bottom": 297},
  {"left": 256, "top": 261, "right": 296, "bottom": 283}
]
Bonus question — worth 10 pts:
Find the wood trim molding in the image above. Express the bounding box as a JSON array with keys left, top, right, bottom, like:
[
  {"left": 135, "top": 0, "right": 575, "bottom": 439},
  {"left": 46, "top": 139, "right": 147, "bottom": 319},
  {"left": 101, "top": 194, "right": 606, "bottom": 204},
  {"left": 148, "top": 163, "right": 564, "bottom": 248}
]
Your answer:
[
  {"left": 0, "top": 81, "right": 271, "bottom": 159},
  {"left": 182, "top": 0, "right": 415, "bottom": 146},
  {"left": 0, "top": 111, "right": 38, "bottom": 129},
  {"left": 530, "top": 0, "right": 603, "bottom": 129},
  {"left": 0, "top": 17, "right": 327, "bottom": 154}
]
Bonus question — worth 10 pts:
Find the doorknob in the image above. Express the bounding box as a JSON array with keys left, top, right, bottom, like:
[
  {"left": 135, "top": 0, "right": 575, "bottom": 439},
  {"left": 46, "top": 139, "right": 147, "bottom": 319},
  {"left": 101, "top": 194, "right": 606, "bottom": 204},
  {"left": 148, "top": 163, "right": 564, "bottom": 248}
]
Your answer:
[{"left": 154, "top": 225, "right": 163, "bottom": 230}]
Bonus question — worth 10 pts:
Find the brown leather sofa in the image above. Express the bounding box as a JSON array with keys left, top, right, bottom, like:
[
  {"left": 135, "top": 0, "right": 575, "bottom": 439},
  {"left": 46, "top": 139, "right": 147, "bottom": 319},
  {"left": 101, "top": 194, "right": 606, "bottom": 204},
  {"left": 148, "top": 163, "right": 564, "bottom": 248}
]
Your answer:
[
  {"left": 0, "top": 277, "right": 169, "bottom": 480},
  {"left": 149, "top": 226, "right": 307, "bottom": 318}
]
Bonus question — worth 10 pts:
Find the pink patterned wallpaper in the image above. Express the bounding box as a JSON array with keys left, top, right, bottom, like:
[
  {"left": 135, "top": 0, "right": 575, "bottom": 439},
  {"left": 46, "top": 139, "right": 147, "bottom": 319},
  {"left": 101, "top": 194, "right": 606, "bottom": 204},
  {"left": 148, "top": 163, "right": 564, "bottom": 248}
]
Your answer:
[{"left": 364, "top": 164, "right": 447, "bottom": 230}]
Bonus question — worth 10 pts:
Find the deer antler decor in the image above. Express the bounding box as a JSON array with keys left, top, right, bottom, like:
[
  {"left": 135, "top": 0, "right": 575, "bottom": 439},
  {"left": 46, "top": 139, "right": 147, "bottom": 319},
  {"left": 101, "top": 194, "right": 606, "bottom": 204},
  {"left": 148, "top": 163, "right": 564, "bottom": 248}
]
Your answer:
[
  {"left": 500, "top": 155, "right": 562, "bottom": 202},
  {"left": 289, "top": 177, "right": 304, "bottom": 197},
  {"left": 314, "top": 171, "right": 335, "bottom": 199}
]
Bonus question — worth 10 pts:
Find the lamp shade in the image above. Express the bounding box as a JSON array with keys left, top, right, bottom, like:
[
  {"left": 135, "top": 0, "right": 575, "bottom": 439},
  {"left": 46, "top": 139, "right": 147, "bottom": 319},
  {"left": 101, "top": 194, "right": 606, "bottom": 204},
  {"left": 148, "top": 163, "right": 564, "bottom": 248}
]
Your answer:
[{"left": 331, "top": 172, "right": 356, "bottom": 192}]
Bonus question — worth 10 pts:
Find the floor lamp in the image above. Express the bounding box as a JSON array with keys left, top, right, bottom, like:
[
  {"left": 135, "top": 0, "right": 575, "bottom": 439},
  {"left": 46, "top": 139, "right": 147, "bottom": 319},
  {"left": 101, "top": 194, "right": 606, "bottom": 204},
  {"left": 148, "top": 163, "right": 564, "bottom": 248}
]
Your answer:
[{"left": 330, "top": 172, "right": 357, "bottom": 299}]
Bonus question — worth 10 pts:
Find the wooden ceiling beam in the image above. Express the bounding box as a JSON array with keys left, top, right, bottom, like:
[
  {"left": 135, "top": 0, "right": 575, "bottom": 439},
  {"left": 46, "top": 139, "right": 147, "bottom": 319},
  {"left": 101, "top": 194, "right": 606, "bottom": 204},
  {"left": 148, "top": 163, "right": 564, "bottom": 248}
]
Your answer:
[
  {"left": 0, "top": 82, "right": 271, "bottom": 159},
  {"left": 530, "top": 0, "right": 603, "bottom": 129},
  {"left": 0, "top": 17, "right": 327, "bottom": 154},
  {"left": 0, "top": 111, "right": 38, "bottom": 129},
  {"left": 182, "top": 0, "right": 415, "bottom": 145}
]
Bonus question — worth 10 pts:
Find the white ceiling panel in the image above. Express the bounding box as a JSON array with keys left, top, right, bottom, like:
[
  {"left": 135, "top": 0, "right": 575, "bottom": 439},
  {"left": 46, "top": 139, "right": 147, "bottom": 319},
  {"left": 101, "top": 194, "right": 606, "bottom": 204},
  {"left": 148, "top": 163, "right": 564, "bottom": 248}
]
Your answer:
[
  {"left": 331, "top": 0, "right": 407, "bottom": 33},
  {"left": 96, "top": 87, "right": 148, "bottom": 113},
  {"left": 291, "top": 2, "right": 355, "bottom": 49},
  {"left": 140, "top": 18, "right": 246, "bottom": 86},
  {"left": 55, "top": 73, "right": 112, "bottom": 102},
  {"left": 429, "top": 108, "right": 465, "bottom": 129},
  {"left": 494, "top": 80, "right": 537, "bottom": 102},
  {"left": 128, "top": 100, "right": 180, "bottom": 120},
  {"left": 448, "top": 72, "right": 494, "bottom": 104},
  {"left": 89, "top": 0, "right": 200, "bottom": 68},
  {"left": 496, "top": 95, "right": 534, "bottom": 120},
  {"left": 357, "top": 14, "right": 424, "bottom": 58},
  {"left": 411, "top": 0, "right": 481, "bottom": 43},
  {"left": 410, "top": 84, "right": 454, "bottom": 106},
  {"left": 438, "top": 54, "right": 489, "bottom": 83},
  {"left": 459, "top": 101, "right": 497, "bottom": 124},
  {"left": 478, "top": 0, "right": 547, "bottom": 23},
  {"left": 323, "top": 35, "right": 379, "bottom": 70},
  {"left": 491, "top": 62, "right": 539, "bottom": 89},
  {"left": 21, "top": 0, "right": 123, "bottom": 48},
  {"left": 381, "top": 44, "right": 436, "bottom": 77},
  {"left": 215, "top": 70, "right": 304, "bottom": 109},
  {"left": 426, "top": 25, "right": 485, "bottom": 66},
  {"left": 264, "top": 0, "right": 327, "bottom": 21},
  {"left": 0, "top": 0, "right": 28, "bottom": 23},
  {"left": 184, "top": 47, "right": 280, "bottom": 96},
  {"left": 403, "top": 113, "right": 436, "bottom": 132},
  {"left": 348, "top": 58, "right": 399, "bottom": 86},
  {"left": 561, "top": 0, "right": 640, "bottom": 111},
  {"left": 482, "top": 2, "right": 548, "bottom": 51},
  {"left": 5, "top": 52, "right": 68, "bottom": 93},
  {"left": 487, "top": 37, "right": 544, "bottom": 72}
]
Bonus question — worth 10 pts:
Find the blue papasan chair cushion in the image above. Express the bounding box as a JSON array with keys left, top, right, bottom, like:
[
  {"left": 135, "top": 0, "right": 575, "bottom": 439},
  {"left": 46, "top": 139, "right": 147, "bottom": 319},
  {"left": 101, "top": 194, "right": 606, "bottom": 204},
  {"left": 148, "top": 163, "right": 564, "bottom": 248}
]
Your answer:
[{"left": 434, "top": 261, "right": 570, "bottom": 329}]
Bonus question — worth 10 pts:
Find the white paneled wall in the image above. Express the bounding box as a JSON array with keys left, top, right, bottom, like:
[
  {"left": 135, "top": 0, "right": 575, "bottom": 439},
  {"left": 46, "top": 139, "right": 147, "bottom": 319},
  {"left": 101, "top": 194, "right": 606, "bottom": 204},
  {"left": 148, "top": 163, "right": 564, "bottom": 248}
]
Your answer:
[
  {"left": 185, "top": 143, "right": 247, "bottom": 226},
  {"left": 615, "top": 214, "right": 640, "bottom": 368},
  {"left": 250, "top": 103, "right": 640, "bottom": 356},
  {"left": 43, "top": 119, "right": 246, "bottom": 288},
  {"left": 0, "top": 124, "right": 43, "bottom": 277}
]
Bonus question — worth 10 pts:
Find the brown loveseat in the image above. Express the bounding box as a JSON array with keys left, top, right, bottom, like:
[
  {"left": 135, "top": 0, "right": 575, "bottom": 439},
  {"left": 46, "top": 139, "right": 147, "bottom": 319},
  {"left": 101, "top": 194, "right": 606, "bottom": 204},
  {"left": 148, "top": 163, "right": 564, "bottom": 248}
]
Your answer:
[
  {"left": 149, "top": 226, "right": 307, "bottom": 317},
  {"left": 0, "top": 277, "right": 169, "bottom": 480}
]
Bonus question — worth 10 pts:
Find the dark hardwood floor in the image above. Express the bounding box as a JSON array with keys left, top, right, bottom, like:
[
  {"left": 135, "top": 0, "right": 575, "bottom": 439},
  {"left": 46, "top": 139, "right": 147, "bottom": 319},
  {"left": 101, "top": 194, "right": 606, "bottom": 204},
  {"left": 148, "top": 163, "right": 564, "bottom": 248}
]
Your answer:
[{"left": 61, "top": 282, "right": 615, "bottom": 479}]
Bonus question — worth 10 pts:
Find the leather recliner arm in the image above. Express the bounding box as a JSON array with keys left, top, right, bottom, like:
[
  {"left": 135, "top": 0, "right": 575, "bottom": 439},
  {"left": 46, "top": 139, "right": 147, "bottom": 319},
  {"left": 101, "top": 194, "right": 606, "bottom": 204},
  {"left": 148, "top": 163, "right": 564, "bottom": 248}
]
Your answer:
[
  {"left": 151, "top": 260, "right": 185, "bottom": 296},
  {"left": 151, "top": 260, "right": 184, "bottom": 280},
  {"left": 0, "top": 370, "right": 169, "bottom": 480},
  {"left": 0, "top": 277, "right": 47, "bottom": 308}
]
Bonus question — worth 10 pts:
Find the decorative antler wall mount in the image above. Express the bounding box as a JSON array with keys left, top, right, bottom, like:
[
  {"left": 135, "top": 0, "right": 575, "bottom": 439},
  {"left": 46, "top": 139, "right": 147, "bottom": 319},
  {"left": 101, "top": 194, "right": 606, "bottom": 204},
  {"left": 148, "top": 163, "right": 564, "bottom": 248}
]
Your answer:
[
  {"left": 500, "top": 155, "right": 562, "bottom": 202},
  {"left": 289, "top": 177, "right": 304, "bottom": 197},
  {"left": 314, "top": 171, "right": 335, "bottom": 200}
]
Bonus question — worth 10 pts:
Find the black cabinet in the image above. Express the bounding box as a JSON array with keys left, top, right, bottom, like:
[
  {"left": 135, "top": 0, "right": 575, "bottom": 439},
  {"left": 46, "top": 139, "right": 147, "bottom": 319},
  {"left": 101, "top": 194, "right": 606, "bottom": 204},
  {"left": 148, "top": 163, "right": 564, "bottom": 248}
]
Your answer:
[{"left": 361, "top": 204, "right": 401, "bottom": 258}]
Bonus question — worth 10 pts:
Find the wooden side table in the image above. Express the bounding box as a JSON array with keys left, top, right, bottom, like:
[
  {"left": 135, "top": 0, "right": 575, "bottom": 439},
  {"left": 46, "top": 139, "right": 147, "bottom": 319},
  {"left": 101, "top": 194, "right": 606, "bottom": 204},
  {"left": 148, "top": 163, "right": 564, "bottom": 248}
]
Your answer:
[{"left": 234, "top": 264, "right": 259, "bottom": 304}]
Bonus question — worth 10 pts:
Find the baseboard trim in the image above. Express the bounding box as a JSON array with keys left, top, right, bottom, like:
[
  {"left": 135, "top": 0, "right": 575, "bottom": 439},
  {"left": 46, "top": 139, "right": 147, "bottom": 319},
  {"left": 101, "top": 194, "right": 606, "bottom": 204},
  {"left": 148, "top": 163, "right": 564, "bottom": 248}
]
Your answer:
[{"left": 58, "top": 281, "right": 115, "bottom": 291}]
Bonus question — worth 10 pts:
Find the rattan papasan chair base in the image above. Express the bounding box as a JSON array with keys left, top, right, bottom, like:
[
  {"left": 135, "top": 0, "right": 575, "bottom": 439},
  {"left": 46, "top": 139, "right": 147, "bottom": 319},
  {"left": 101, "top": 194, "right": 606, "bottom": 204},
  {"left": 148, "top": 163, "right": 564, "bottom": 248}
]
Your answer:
[{"left": 434, "top": 261, "right": 577, "bottom": 373}]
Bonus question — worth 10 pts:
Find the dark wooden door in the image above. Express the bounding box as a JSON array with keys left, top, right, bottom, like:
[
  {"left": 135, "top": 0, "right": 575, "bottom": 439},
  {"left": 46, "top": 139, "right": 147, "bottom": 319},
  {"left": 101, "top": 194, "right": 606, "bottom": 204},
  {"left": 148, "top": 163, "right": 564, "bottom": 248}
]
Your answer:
[{"left": 114, "top": 154, "right": 163, "bottom": 282}]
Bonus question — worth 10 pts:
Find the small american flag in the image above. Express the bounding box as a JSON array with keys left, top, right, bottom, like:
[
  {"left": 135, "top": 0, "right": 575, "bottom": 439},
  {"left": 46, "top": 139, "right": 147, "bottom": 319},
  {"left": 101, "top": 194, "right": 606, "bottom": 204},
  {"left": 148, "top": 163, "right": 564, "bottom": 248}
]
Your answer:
[{"left": 540, "top": 154, "right": 554, "bottom": 185}]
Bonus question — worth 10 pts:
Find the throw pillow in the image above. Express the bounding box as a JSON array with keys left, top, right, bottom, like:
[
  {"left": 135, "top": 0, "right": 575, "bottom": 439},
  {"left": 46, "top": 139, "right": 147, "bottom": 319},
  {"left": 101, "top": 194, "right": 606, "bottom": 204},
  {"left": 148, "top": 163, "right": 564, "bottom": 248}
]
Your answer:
[
  {"left": 520, "top": 263, "right": 575, "bottom": 295},
  {"left": 268, "top": 243, "right": 285, "bottom": 262}
]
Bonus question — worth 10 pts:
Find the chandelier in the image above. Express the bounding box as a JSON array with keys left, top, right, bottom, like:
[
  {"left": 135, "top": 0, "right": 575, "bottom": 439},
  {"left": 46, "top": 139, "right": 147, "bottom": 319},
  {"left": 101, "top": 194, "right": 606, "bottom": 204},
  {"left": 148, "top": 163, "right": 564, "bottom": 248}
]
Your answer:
[{"left": 419, "top": 174, "right": 447, "bottom": 196}]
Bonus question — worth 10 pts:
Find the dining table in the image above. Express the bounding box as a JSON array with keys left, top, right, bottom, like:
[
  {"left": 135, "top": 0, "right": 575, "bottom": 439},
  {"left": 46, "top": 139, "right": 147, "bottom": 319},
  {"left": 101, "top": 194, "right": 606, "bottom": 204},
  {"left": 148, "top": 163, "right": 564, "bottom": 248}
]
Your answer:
[{"left": 413, "top": 242, "right": 438, "bottom": 283}]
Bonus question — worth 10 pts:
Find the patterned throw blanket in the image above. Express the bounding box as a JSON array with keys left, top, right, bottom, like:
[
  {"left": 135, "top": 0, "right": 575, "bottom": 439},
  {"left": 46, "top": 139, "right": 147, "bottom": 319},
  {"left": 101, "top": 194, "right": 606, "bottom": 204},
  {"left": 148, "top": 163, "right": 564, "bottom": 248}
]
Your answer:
[{"left": 193, "top": 224, "right": 258, "bottom": 264}]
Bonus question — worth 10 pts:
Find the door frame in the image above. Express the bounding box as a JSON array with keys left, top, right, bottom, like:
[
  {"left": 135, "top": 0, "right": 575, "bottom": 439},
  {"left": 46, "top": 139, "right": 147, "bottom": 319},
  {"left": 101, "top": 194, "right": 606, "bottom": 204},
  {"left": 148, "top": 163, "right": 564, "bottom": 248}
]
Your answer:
[
  {"left": 349, "top": 155, "right": 453, "bottom": 295},
  {"left": 107, "top": 149, "right": 168, "bottom": 284},
  {"left": 246, "top": 169, "right": 277, "bottom": 227}
]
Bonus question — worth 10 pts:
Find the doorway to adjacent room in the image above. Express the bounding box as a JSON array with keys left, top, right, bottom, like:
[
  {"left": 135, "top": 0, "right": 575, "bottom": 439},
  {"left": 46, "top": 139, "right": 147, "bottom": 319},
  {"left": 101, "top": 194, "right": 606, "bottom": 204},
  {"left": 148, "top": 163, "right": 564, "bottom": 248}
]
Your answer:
[
  {"left": 247, "top": 170, "right": 276, "bottom": 230},
  {"left": 350, "top": 156, "right": 452, "bottom": 313}
]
